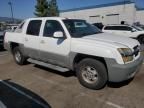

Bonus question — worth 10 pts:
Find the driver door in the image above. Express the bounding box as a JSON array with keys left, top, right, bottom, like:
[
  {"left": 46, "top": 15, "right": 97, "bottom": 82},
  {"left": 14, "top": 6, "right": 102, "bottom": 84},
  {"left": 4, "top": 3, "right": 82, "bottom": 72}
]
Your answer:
[{"left": 39, "top": 20, "right": 71, "bottom": 67}]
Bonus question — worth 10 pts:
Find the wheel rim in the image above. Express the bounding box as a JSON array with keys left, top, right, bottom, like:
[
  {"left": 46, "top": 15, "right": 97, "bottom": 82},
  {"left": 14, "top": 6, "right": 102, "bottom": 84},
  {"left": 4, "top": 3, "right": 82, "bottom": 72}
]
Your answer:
[
  {"left": 15, "top": 50, "right": 21, "bottom": 62},
  {"left": 81, "top": 66, "right": 99, "bottom": 84}
]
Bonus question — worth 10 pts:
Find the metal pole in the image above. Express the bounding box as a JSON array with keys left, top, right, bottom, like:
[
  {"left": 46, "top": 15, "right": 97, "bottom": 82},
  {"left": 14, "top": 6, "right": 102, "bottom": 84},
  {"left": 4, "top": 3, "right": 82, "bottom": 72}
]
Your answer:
[
  {"left": 8, "top": 1, "right": 14, "bottom": 23},
  {"left": 123, "top": 0, "right": 126, "bottom": 12}
]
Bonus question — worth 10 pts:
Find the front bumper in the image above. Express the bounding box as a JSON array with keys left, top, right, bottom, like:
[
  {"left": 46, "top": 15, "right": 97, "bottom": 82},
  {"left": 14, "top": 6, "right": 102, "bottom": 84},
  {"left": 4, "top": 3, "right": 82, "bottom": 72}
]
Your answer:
[{"left": 105, "top": 54, "right": 144, "bottom": 82}]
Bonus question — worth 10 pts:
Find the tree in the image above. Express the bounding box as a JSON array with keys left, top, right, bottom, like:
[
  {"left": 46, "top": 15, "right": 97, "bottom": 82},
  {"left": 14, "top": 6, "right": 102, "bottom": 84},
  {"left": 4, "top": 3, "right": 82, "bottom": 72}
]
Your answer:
[
  {"left": 34, "top": 0, "right": 49, "bottom": 17},
  {"left": 34, "top": 0, "right": 59, "bottom": 17},
  {"left": 49, "top": 0, "right": 59, "bottom": 16}
]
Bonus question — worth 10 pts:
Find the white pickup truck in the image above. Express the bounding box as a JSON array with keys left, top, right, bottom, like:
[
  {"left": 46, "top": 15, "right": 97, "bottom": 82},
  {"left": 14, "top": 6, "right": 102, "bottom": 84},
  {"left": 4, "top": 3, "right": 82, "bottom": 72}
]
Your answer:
[{"left": 4, "top": 17, "right": 143, "bottom": 90}]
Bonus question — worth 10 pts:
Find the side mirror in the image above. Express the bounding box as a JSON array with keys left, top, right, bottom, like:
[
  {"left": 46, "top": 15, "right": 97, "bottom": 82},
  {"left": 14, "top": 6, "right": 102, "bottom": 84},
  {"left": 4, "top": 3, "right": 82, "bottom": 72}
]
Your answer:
[
  {"left": 131, "top": 29, "right": 136, "bottom": 32},
  {"left": 53, "top": 31, "right": 64, "bottom": 38}
]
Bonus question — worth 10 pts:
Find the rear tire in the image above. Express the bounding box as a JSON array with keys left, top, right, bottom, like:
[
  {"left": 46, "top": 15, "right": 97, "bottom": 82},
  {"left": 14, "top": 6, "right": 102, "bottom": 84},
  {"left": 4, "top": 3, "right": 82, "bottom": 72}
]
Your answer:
[
  {"left": 13, "top": 47, "right": 26, "bottom": 65},
  {"left": 76, "top": 58, "right": 108, "bottom": 90}
]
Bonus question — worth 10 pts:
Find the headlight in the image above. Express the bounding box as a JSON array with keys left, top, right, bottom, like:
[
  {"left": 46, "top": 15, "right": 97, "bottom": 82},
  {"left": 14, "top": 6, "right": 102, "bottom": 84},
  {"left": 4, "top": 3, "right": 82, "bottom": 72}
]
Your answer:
[{"left": 118, "top": 48, "right": 133, "bottom": 63}]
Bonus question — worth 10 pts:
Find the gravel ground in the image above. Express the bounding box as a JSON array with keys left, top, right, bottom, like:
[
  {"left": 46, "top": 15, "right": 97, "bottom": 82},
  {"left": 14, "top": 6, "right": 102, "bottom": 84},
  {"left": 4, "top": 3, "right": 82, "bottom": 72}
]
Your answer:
[{"left": 0, "top": 50, "right": 144, "bottom": 108}]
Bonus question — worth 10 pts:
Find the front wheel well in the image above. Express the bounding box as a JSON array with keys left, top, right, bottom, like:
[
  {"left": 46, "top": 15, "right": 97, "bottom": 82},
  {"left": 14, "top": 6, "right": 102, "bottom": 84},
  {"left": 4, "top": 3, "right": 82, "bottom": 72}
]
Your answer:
[
  {"left": 73, "top": 53, "right": 107, "bottom": 71},
  {"left": 138, "top": 34, "right": 144, "bottom": 39},
  {"left": 137, "top": 34, "right": 144, "bottom": 44}
]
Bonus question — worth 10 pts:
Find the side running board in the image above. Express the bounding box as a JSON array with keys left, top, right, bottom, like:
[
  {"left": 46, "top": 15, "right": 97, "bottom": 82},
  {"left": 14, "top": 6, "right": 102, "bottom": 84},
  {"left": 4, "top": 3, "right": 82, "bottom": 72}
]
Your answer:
[{"left": 27, "top": 58, "right": 70, "bottom": 72}]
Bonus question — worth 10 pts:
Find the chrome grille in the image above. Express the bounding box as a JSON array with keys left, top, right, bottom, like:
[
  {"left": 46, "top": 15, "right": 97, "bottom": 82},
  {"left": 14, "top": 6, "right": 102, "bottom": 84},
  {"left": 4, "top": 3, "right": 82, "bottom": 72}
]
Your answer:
[{"left": 133, "top": 45, "right": 139, "bottom": 57}]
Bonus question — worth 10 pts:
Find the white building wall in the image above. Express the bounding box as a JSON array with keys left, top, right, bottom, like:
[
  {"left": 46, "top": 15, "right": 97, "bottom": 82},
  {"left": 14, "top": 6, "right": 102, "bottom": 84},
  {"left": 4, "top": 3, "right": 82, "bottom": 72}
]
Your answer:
[
  {"left": 60, "top": 3, "right": 136, "bottom": 25},
  {"left": 136, "top": 10, "right": 144, "bottom": 24}
]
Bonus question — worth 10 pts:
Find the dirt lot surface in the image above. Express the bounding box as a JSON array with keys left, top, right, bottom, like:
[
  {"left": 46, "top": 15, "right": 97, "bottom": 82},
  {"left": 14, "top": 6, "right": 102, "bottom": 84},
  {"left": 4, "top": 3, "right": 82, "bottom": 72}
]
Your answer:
[{"left": 0, "top": 50, "right": 144, "bottom": 108}]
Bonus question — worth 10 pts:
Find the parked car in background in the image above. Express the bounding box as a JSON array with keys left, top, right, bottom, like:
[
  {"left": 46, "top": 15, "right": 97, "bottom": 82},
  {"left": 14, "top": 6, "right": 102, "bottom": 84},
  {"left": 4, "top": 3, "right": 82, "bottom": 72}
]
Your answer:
[
  {"left": 133, "top": 22, "right": 144, "bottom": 30},
  {"left": 0, "top": 30, "right": 4, "bottom": 48},
  {"left": 0, "top": 25, "right": 17, "bottom": 49},
  {"left": 92, "top": 23, "right": 104, "bottom": 30},
  {"left": 135, "top": 25, "right": 144, "bottom": 30},
  {"left": 6, "top": 26, "right": 18, "bottom": 32},
  {"left": 132, "top": 25, "right": 144, "bottom": 31},
  {"left": 4, "top": 17, "right": 143, "bottom": 90},
  {"left": 11, "top": 26, "right": 18, "bottom": 32},
  {"left": 102, "top": 24, "right": 144, "bottom": 44},
  {"left": 141, "top": 25, "right": 144, "bottom": 29}
]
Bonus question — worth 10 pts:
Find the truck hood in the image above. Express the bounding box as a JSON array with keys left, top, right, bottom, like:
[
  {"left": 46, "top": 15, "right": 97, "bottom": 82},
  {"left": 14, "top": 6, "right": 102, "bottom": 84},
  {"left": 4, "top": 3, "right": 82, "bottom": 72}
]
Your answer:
[{"left": 82, "top": 33, "right": 139, "bottom": 48}]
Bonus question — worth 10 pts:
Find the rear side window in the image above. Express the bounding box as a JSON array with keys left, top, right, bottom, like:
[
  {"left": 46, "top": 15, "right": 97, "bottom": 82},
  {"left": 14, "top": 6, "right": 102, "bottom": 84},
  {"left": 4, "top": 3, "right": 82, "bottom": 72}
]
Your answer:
[
  {"left": 104, "top": 26, "right": 117, "bottom": 30},
  {"left": 26, "top": 20, "right": 42, "bottom": 36},
  {"left": 117, "top": 26, "right": 132, "bottom": 31},
  {"left": 104, "top": 26, "right": 132, "bottom": 31}
]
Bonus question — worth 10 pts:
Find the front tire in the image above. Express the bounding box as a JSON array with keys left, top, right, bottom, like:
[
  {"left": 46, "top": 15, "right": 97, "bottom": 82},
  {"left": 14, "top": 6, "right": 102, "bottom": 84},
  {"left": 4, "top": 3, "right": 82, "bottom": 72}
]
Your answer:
[
  {"left": 138, "top": 36, "right": 144, "bottom": 44},
  {"left": 13, "top": 47, "right": 26, "bottom": 65},
  {"left": 76, "top": 58, "right": 108, "bottom": 90}
]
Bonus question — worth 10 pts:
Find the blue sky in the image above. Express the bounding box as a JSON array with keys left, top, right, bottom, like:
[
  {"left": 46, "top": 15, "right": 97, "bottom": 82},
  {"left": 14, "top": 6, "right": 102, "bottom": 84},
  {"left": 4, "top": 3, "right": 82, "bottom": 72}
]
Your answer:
[{"left": 0, "top": 0, "right": 144, "bottom": 19}]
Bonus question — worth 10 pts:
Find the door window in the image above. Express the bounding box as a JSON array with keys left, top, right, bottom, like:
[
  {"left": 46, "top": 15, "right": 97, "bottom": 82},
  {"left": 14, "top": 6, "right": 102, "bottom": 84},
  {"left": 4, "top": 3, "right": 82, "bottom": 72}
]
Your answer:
[
  {"left": 43, "top": 20, "right": 64, "bottom": 37},
  {"left": 26, "top": 20, "right": 42, "bottom": 36},
  {"left": 104, "top": 26, "right": 132, "bottom": 31},
  {"left": 116, "top": 26, "right": 132, "bottom": 31},
  {"left": 104, "top": 26, "right": 117, "bottom": 30}
]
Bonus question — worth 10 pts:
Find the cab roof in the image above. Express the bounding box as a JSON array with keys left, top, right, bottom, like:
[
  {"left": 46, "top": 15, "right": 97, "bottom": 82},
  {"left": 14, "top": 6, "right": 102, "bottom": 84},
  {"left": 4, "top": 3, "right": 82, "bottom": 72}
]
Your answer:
[{"left": 26, "top": 17, "right": 72, "bottom": 21}]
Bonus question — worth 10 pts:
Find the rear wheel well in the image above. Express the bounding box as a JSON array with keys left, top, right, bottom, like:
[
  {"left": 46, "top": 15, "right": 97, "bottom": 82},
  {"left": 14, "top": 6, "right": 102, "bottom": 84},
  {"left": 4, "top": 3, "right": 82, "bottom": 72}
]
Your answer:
[
  {"left": 73, "top": 53, "right": 107, "bottom": 71},
  {"left": 10, "top": 42, "right": 19, "bottom": 53}
]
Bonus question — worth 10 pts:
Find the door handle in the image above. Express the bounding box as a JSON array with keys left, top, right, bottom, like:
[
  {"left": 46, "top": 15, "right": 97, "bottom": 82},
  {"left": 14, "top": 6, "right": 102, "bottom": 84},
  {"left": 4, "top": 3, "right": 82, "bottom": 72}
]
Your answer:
[{"left": 40, "top": 40, "right": 45, "bottom": 44}]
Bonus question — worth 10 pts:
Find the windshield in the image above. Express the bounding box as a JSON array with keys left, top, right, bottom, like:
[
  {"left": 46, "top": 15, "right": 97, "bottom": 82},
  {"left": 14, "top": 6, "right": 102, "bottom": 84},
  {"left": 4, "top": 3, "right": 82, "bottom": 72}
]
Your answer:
[
  {"left": 63, "top": 19, "right": 102, "bottom": 37},
  {"left": 132, "top": 25, "right": 143, "bottom": 31}
]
